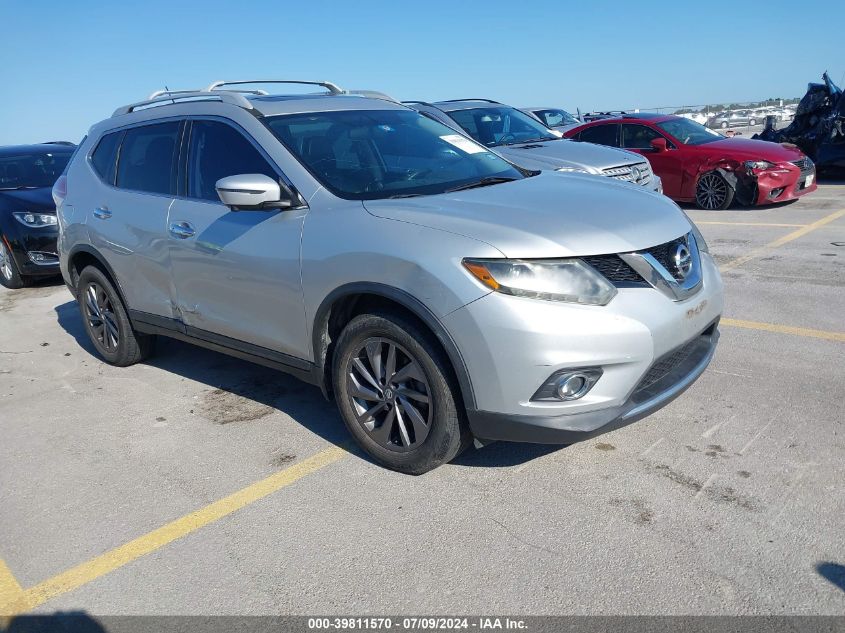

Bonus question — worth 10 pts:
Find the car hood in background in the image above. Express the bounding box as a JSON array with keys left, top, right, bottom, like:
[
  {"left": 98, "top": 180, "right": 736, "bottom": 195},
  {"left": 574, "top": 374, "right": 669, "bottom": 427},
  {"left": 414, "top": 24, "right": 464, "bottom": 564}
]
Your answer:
[
  {"left": 0, "top": 186, "right": 56, "bottom": 212},
  {"left": 364, "top": 171, "right": 689, "bottom": 259},
  {"left": 699, "top": 137, "right": 807, "bottom": 161},
  {"left": 496, "top": 138, "right": 646, "bottom": 173}
]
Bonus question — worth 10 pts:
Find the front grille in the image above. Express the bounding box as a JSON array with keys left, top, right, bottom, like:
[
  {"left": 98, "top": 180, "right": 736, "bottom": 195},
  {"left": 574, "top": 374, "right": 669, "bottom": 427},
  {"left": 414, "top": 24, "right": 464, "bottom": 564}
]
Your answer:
[
  {"left": 791, "top": 157, "right": 815, "bottom": 193},
  {"left": 602, "top": 162, "right": 653, "bottom": 186},
  {"left": 643, "top": 236, "right": 688, "bottom": 282},
  {"left": 630, "top": 324, "right": 717, "bottom": 405},
  {"left": 582, "top": 255, "right": 644, "bottom": 283},
  {"left": 791, "top": 158, "right": 813, "bottom": 174}
]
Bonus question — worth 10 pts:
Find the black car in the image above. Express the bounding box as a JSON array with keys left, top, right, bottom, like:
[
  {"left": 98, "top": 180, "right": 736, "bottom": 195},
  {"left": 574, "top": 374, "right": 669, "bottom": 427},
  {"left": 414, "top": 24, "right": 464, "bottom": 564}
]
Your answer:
[{"left": 0, "top": 143, "right": 75, "bottom": 288}]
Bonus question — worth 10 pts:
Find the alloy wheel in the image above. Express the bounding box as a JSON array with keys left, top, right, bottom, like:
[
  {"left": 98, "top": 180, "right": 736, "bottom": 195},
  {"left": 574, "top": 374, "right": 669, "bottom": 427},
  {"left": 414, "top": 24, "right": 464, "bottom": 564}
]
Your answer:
[
  {"left": 0, "top": 241, "right": 12, "bottom": 281},
  {"left": 346, "top": 337, "right": 432, "bottom": 452},
  {"left": 84, "top": 282, "right": 119, "bottom": 351},
  {"left": 696, "top": 173, "right": 729, "bottom": 210}
]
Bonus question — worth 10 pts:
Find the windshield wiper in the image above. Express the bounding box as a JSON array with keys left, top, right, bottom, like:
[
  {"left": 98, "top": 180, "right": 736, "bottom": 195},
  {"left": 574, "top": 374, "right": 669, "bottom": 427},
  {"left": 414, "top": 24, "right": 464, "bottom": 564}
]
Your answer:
[
  {"left": 445, "top": 177, "right": 517, "bottom": 193},
  {"left": 515, "top": 137, "right": 558, "bottom": 145},
  {"left": 387, "top": 192, "right": 424, "bottom": 199},
  {"left": 0, "top": 185, "right": 38, "bottom": 191}
]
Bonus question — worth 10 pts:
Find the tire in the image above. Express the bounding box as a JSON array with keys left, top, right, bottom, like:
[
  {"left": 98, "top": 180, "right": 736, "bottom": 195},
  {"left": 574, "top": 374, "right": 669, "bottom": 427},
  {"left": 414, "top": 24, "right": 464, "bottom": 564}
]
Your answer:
[
  {"left": 749, "top": 118, "right": 757, "bottom": 126},
  {"left": 695, "top": 171, "right": 735, "bottom": 210},
  {"left": 77, "top": 266, "right": 155, "bottom": 366},
  {"left": 0, "top": 236, "right": 32, "bottom": 290},
  {"left": 720, "top": 121, "right": 729, "bottom": 129},
  {"left": 332, "top": 311, "right": 470, "bottom": 474}
]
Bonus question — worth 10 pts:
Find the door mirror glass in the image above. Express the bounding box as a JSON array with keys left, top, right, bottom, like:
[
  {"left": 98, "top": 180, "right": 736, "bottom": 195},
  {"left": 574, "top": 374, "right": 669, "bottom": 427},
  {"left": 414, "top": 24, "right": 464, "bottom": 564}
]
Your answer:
[
  {"left": 650, "top": 137, "right": 668, "bottom": 152},
  {"left": 215, "top": 174, "right": 291, "bottom": 210}
]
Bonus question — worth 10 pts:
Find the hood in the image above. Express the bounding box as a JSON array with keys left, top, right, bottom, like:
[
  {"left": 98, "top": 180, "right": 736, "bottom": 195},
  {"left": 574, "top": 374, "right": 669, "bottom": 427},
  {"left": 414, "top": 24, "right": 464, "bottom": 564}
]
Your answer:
[
  {"left": 495, "top": 138, "right": 645, "bottom": 173},
  {"left": 701, "top": 137, "right": 807, "bottom": 162},
  {"left": 0, "top": 186, "right": 56, "bottom": 212},
  {"left": 363, "top": 172, "right": 690, "bottom": 258}
]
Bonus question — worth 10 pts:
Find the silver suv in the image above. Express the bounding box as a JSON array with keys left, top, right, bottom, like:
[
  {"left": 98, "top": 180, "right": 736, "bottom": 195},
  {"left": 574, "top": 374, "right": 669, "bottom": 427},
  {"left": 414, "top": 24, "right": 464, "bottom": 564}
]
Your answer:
[
  {"left": 405, "top": 99, "right": 662, "bottom": 193},
  {"left": 56, "top": 80, "right": 723, "bottom": 474}
]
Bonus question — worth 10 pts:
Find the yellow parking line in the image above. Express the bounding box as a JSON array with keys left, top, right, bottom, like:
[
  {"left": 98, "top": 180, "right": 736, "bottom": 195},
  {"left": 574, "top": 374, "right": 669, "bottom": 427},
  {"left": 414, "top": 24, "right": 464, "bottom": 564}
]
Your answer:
[
  {"left": 719, "top": 208, "right": 845, "bottom": 272},
  {"left": 0, "top": 559, "right": 24, "bottom": 620},
  {"left": 697, "top": 221, "right": 806, "bottom": 228},
  {"left": 722, "top": 318, "right": 845, "bottom": 342},
  {"left": 0, "top": 446, "right": 347, "bottom": 616}
]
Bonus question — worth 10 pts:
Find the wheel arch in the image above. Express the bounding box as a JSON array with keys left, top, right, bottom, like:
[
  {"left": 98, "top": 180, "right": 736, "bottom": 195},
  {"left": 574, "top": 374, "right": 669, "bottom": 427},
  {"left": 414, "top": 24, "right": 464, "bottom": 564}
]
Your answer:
[
  {"left": 312, "top": 282, "right": 476, "bottom": 410},
  {"left": 66, "top": 245, "right": 129, "bottom": 306}
]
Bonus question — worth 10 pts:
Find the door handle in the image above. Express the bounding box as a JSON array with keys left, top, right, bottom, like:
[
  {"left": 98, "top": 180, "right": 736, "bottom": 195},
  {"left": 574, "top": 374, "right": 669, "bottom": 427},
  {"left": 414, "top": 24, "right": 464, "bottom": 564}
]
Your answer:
[
  {"left": 93, "top": 207, "right": 112, "bottom": 219},
  {"left": 169, "top": 221, "right": 196, "bottom": 239}
]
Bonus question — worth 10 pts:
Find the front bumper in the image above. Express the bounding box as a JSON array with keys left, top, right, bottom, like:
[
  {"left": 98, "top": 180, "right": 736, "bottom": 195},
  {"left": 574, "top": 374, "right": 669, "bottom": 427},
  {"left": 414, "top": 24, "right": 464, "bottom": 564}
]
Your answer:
[
  {"left": 443, "top": 252, "right": 723, "bottom": 443},
  {"left": 1, "top": 222, "right": 60, "bottom": 277},
  {"left": 753, "top": 164, "right": 817, "bottom": 205},
  {"left": 467, "top": 322, "right": 718, "bottom": 443}
]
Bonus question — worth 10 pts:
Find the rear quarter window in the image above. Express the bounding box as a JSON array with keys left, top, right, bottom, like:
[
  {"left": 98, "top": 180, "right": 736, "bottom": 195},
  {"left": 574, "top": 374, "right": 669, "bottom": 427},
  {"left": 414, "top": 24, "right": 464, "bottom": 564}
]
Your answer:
[{"left": 90, "top": 132, "right": 121, "bottom": 184}]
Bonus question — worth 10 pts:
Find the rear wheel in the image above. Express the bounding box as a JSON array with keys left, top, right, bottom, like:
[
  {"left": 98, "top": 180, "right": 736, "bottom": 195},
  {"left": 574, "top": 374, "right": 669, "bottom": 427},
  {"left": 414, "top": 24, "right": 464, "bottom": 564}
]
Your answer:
[
  {"left": 332, "top": 311, "right": 470, "bottom": 474},
  {"left": 696, "top": 171, "right": 735, "bottom": 210},
  {"left": 720, "top": 121, "right": 729, "bottom": 129},
  {"left": 0, "top": 237, "right": 31, "bottom": 290},
  {"left": 77, "top": 266, "right": 155, "bottom": 366}
]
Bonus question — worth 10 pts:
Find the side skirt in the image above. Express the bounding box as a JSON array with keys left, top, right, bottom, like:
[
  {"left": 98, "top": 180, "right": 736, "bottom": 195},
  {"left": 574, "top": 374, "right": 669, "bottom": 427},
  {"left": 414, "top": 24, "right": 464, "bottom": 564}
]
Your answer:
[{"left": 129, "top": 310, "right": 322, "bottom": 387}]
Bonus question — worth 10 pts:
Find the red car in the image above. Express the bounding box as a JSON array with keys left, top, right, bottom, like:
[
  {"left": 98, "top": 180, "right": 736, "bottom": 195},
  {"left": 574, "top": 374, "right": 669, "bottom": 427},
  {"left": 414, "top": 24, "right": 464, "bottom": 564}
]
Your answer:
[{"left": 564, "top": 114, "right": 817, "bottom": 209}]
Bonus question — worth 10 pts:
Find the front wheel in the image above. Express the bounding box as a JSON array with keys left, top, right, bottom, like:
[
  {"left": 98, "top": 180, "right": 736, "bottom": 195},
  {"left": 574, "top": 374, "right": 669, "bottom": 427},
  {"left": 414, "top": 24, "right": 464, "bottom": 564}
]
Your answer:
[
  {"left": 696, "top": 171, "right": 735, "bottom": 210},
  {"left": 720, "top": 121, "right": 729, "bottom": 129},
  {"left": 749, "top": 118, "right": 757, "bottom": 126},
  {"left": 77, "top": 266, "right": 155, "bottom": 366},
  {"left": 0, "top": 237, "right": 31, "bottom": 289},
  {"left": 332, "top": 312, "right": 470, "bottom": 474}
]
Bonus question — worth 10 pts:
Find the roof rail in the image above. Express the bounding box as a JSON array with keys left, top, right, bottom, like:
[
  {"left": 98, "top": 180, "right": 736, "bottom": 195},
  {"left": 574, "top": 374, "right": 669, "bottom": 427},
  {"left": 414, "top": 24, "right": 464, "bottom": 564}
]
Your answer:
[
  {"left": 402, "top": 100, "right": 436, "bottom": 107},
  {"left": 205, "top": 79, "right": 344, "bottom": 95},
  {"left": 112, "top": 91, "right": 254, "bottom": 117},
  {"left": 113, "top": 79, "right": 344, "bottom": 118},
  {"left": 344, "top": 89, "right": 398, "bottom": 103},
  {"left": 438, "top": 98, "right": 502, "bottom": 105}
]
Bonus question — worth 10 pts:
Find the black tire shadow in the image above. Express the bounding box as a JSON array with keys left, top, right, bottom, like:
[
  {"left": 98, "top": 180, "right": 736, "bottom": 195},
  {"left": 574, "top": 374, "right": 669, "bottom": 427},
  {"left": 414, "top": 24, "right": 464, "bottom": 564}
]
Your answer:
[
  {"left": 2, "top": 611, "right": 106, "bottom": 633},
  {"left": 54, "top": 300, "right": 555, "bottom": 471}
]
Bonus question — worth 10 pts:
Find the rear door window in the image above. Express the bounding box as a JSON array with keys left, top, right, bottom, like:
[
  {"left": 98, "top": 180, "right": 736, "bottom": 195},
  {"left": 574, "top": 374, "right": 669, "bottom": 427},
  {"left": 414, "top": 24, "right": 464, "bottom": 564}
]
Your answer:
[
  {"left": 115, "top": 122, "right": 180, "bottom": 195},
  {"left": 578, "top": 124, "right": 620, "bottom": 147},
  {"left": 90, "top": 132, "right": 121, "bottom": 184},
  {"left": 187, "top": 120, "right": 278, "bottom": 202}
]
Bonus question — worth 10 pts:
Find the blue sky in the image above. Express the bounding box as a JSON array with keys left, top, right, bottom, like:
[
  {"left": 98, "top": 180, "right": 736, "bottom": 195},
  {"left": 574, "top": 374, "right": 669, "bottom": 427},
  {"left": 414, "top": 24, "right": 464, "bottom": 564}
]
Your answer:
[{"left": 1, "top": 0, "right": 841, "bottom": 145}]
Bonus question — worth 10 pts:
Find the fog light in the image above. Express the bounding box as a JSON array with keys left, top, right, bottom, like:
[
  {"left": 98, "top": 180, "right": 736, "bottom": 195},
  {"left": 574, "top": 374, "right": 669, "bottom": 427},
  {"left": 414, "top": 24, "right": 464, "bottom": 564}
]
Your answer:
[
  {"left": 557, "top": 375, "right": 587, "bottom": 399},
  {"left": 27, "top": 251, "right": 58, "bottom": 264},
  {"left": 531, "top": 367, "right": 603, "bottom": 402}
]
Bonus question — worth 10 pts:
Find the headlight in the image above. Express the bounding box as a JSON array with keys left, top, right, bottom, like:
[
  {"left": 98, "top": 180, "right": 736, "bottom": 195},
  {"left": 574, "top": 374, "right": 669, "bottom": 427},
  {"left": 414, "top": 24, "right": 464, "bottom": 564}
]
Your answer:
[
  {"left": 745, "top": 160, "right": 776, "bottom": 170},
  {"left": 462, "top": 258, "right": 617, "bottom": 305},
  {"left": 556, "top": 166, "right": 591, "bottom": 174},
  {"left": 13, "top": 212, "right": 58, "bottom": 227},
  {"left": 681, "top": 211, "right": 710, "bottom": 253}
]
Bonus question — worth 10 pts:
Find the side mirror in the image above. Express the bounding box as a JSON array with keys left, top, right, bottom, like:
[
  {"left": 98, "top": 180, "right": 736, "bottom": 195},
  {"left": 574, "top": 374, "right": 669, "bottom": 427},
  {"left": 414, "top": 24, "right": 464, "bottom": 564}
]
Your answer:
[
  {"left": 215, "top": 174, "right": 292, "bottom": 211},
  {"left": 650, "top": 138, "right": 668, "bottom": 152}
]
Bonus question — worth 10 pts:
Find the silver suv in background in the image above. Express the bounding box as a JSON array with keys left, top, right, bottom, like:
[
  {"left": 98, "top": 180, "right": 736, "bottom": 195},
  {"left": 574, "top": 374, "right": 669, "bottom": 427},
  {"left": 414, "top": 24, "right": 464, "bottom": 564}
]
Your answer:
[
  {"left": 56, "top": 80, "right": 723, "bottom": 474},
  {"left": 406, "top": 99, "right": 662, "bottom": 193},
  {"left": 521, "top": 106, "right": 582, "bottom": 133}
]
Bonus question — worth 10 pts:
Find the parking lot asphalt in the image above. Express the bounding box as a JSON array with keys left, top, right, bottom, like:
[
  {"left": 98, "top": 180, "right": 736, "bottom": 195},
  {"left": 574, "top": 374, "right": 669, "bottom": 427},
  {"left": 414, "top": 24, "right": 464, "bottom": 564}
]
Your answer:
[{"left": 1, "top": 184, "right": 844, "bottom": 617}]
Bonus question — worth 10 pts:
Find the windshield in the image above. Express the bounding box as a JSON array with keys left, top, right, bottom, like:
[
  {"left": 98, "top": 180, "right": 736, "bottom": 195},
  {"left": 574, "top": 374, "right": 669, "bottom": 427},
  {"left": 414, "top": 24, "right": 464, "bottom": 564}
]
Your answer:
[
  {"left": 534, "top": 109, "right": 579, "bottom": 128},
  {"left": 265, "top": 110, "right": 525, "bottom": 200},
  {"left": 656, "top": 118, "right": 723, "bottom": 145},
  {"left": 0, "top": 150, "right": 72, "bottom": 190},
  {"left": 446, "top": 106, "right": 559, "bottom": 147}
]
